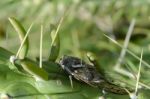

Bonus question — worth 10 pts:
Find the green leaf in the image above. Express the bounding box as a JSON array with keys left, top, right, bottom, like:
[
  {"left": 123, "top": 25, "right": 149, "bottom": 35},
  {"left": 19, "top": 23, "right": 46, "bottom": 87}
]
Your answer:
[
  {"left": 48, "top": 33, "right": 60, "bottom": 62},
  {"left": 19, "top": 58, "right": 49, "bottom": 81},
  {"left": 0, "top": 64, "right": 33, "bottom": 92},
  {"left": 48, "top": 22, "right": 62, "bottom": 62},
  {"left": 5, "top": 82, "right": 40, "bottom": 98},
  {"left": 8, "top": 17, "right": 29, "bottom": 59},
  {"left": 0, "top": 63, "right": 101, "bottom": 99},
  {"left": 42, "top": 61, "right": 60, "bottom": 73},
  {"left": 0, "top": 47, "right": 13, "bottom": 63}
]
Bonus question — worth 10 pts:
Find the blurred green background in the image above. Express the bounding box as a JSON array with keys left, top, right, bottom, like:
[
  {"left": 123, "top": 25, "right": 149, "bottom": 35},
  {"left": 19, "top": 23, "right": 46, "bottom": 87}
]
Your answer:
[{"left": 0, "top": 0, "right": 150, "bottom": 99}]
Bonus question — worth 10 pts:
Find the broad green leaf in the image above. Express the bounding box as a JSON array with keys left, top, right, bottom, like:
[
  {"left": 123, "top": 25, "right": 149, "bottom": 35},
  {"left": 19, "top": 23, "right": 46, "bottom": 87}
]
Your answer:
[
  {"left": 0, "top": 64, "right": 33, "bottom": 92},
  {"left": 0, "top": 63, "right": 102, "bottom": 99}
]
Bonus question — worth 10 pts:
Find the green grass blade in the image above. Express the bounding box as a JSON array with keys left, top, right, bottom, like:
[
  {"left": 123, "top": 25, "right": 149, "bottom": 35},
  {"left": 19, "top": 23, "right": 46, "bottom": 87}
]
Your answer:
[{"left": 8, "top": 17, "right": 29, "bottom": 59}]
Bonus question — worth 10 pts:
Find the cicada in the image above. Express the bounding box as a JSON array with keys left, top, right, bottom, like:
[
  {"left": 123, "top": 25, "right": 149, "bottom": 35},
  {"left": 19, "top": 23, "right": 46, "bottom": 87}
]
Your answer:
[{"left": 59, "top": 55, "right": 130, "bottom": 95}]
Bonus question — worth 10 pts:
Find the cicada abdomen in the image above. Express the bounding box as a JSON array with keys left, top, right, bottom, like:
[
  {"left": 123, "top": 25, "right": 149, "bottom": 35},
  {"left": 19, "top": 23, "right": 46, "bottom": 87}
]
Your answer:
[{"left": 98, "top": 81, "right": 128, "bottom": 95}]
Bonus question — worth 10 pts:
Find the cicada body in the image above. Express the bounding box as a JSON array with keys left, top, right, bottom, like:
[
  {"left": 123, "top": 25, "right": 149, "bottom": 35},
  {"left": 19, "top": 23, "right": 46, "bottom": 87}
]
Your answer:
[{"left": 59, "top": 55, "right": 128, "bottom": 95}]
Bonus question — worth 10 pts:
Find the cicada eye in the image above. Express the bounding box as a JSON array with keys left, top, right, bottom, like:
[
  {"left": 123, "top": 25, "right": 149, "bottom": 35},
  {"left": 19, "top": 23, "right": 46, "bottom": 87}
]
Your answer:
[{"left": 59, "top": 55, "right": 71, "bottom": 69}]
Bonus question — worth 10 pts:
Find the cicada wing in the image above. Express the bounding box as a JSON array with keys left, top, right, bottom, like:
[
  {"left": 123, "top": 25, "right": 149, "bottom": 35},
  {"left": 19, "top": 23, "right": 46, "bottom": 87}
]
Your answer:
[{"left": 73, "top": 73, "right": 97, "bottom": 87}]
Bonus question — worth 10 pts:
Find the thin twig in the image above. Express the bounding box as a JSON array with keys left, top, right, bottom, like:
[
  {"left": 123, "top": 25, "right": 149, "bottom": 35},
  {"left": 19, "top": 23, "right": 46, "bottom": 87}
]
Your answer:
[
  {"left": 139, "top": 82, "right": 150, "bottom": 90},
  {"left": 103, "top": 34, "right": 150, "bottom": 69},
  {"left": 39, "top": 25, "right": 43, "bottom": 68},
  {"left": 115, "top": 19, "right": 135, "bottom": 68},
  {"left": 51, "top": 17, "right": 63, "bottom": 46},
  {"left": 135, "top": 49, "right": 143, "bottom": 93}
]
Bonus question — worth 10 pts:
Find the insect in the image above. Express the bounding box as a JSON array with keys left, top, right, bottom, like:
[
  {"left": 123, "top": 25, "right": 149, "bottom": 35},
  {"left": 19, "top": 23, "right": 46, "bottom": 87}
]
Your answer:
[{"left": 59, "top": 55, "right": 129, "bottom": 95}]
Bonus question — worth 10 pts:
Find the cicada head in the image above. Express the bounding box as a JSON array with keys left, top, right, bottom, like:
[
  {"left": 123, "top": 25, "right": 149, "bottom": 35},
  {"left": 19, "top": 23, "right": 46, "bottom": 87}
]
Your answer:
[{"left": 59, "top": 55, "right": 86, "bottom": 75}]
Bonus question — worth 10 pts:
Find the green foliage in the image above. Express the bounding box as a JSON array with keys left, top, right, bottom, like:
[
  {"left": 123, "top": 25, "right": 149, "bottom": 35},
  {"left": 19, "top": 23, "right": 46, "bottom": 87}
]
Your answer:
[
  {"left": 9, "top": 17, "right": 29, "bottom": 59},
  {"left": 48, "top": 24, "right": 60, "bottom": 62},
  {"left": 0, "top": 0, "right": 150, "bottom": 99}
]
